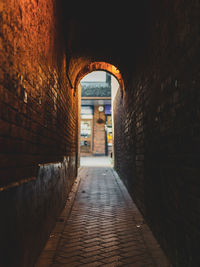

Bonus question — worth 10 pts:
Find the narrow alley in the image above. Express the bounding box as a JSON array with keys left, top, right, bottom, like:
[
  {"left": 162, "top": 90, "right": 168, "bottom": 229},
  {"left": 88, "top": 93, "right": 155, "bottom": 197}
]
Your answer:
[
  {"left": 0, "top": 1, "right": 199, "bottom": 267},
  {"left": 36, "top": 158, "right": 170, "bottom": 267}
]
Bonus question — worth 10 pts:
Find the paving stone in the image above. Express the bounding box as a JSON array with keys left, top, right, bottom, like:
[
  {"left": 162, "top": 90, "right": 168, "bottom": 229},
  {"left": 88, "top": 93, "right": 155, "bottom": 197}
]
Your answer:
[
  {"left": 79, "top": 261, "right": 103, "bottom": 267},
  {"left": 102, "top": 262, "right": 124, "bottom": 267},
  {"left": 81, "top": 241, "right": 101, "bottom": 248},
  {"left": 80, "top": 250, "right": 103, "bottom": 258},
  {"left": 83, "top": 238, "right": 101, "bottom": 244},
  {"left": 79, "top": 255, "right": 104, "bottom": 264},
  {"left": 101, "top": 241, "right": 120, "bottom": 248},
  {"left": 100, "top": 245, "right": 120, "bottom": 253},
  {"left": 101, "top": 255, "right": 121, "bottom": 263},
  {"left": 82, "top": 245, "right": 102, "bottom": 252},
  {"left": 99, "top": 250, "right": 119, "bottom": 258},
  {"left": 54, "top": 255, "right": 82, "bottom": 264}
]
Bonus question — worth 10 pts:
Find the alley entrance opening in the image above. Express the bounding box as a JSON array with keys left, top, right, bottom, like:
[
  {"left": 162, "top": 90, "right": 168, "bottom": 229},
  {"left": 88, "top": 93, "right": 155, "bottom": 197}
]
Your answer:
[{"left": 79, "top": 71, "right": 119, "bottom": 163}]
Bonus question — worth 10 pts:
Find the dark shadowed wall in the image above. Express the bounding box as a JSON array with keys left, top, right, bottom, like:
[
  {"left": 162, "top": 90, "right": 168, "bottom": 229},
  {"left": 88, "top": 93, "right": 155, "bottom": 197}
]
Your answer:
[{"left": 114, "top": 1, "right": 200, "bottom": 266}]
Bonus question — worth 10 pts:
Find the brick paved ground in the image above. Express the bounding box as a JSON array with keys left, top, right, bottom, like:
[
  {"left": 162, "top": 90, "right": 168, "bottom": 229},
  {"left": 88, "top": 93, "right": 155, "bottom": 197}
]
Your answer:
[{"left": 36, "top": 167, "right": 171, "bottom": 267}]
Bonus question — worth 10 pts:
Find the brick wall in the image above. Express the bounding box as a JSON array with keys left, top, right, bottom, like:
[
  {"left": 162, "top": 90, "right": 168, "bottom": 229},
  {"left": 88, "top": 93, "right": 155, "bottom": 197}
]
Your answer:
[
  {"left": 93, "top": 106, "right": 106, "bottom": 155},
  {"left": 0, "top": 1, "right": 79, "bottom": 266},
  {"left": 114, "top": 1, "right": 200, "bottom": 266}
]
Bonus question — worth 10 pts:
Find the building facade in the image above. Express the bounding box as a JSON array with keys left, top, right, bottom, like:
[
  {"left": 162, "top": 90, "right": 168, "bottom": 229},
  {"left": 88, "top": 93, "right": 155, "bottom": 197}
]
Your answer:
[{"left": 80, "top": 72, "right": 112, "bottom": 156}]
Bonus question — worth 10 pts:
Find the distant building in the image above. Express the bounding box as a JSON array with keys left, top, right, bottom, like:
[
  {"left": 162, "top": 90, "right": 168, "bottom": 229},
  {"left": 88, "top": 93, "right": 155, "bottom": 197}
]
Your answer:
[{"left": 80, "top": 72, "right": 112, "bottom": 156}]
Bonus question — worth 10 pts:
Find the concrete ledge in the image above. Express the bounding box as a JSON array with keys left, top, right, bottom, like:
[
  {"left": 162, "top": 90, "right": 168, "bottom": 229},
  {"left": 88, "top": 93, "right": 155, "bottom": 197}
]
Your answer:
[{"left": 34, "top": 168, "right": 83, "bottom": 267}]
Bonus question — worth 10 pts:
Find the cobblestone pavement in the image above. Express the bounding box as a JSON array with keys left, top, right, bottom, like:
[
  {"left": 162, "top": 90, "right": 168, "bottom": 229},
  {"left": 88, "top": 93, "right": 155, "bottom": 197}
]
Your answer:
[{"left": 36, "top": 167, "right": 171, "bottom": 267}]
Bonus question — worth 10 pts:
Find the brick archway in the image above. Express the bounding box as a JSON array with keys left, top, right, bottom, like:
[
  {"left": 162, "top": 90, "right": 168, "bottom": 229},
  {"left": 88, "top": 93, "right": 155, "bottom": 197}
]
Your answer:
[{"left": 74, "top": 61, "right": 124, "bottom": 95}]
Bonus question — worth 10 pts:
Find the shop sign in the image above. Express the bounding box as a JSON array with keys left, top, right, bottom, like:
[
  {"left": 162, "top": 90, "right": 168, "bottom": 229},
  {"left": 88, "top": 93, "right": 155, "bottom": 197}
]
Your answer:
[{"left": 81, "top": 106, "right": 94, "bottom": 115}]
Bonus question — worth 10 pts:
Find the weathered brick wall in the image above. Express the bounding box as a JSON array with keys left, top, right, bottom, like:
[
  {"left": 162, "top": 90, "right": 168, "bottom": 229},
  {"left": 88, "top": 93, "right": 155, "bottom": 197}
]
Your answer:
[
  {"left": 114, "top": 1, "right": 200, "bottom": 266},
  {"left": 0, "top": 1, "right": 79, "bottom": 266}
]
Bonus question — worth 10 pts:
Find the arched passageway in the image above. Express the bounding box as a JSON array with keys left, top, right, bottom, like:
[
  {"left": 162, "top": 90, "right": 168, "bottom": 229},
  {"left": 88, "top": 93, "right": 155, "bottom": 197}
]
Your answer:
[
  {"left": 74, "top": 62, "right": 124, "bottom": 94},
  {"left": 0, "top": 1, "right": 199, "bottom": 267}
]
